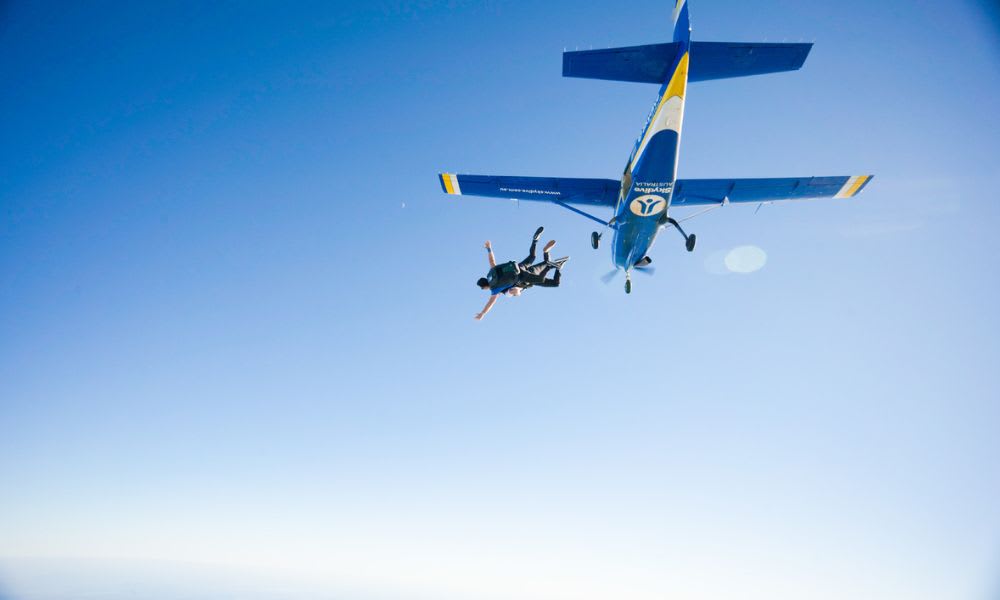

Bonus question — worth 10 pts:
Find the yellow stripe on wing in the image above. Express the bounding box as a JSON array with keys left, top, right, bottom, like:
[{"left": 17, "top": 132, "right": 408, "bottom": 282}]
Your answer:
[
  {"left": 847, "top": 175, "right": 872, "bottom": 197},
  {"left": 441, "top": 173, "right": 459, "bottom": 195},
  {"left": 835, "top": 175, "right": 872, "bottom": 198}
]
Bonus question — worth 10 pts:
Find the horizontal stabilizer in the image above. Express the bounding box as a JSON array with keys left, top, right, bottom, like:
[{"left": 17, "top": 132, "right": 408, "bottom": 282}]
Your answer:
[
  {"left": 671, "top": 175, "right": 873, "bottom": 207},
  {"left": 688, "top": 42, "right": 812, "bottom": 82},
  {"left": 439, "top": 173, "right": 620, "bottom": 206},
  {"left": 563, "top": 41, "right": 812, "bottom": 84},
  {"left": 563, "top": 43, "right": 680, "bottom": 84}
]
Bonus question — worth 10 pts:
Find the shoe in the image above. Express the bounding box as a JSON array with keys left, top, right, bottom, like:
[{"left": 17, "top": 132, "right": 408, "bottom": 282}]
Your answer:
[
  {"left": 533, "top": 226, "right": 544, "bottom": 242},
  {"left": 543, "top": 240, "right": 556, "bottom": 253},
  {"left": 547, "top": 256, "right": 570, "bottom": 269}
]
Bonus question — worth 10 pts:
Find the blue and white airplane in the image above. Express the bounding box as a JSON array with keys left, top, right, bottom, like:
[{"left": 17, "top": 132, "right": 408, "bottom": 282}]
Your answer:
[{"left": 439, "top": 0, "right": 873, "bottom": 293}]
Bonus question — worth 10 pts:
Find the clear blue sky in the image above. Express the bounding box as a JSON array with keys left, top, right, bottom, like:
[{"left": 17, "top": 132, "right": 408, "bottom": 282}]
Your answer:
[{"left": 2, "top": 1, "right": 999, "bottom": 599}]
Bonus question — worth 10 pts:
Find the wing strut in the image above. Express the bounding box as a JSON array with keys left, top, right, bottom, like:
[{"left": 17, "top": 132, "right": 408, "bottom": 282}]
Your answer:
[{"left": 674, "top": 202, "right": 726, "bottom": 224}]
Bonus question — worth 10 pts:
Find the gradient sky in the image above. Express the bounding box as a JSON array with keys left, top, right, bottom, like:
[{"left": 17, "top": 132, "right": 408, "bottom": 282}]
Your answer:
[{"left": 2, "top": 1, "right": 999, "bottom": 599}]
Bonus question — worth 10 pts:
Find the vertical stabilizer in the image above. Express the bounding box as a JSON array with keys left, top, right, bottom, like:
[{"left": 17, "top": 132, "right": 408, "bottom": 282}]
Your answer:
[{"left": 672, "top": 0, "right": 691, "bottom": 44}]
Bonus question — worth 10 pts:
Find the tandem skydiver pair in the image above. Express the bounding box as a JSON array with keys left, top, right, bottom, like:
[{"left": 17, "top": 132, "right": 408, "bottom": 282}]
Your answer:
[{"left": 474, "top": 226, "right": 569, "bottom": 321}]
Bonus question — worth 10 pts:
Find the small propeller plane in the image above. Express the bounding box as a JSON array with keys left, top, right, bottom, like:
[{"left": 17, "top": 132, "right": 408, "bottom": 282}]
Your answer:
[{"left": 438, "top": 0, "right": 873, "bottom": 294}]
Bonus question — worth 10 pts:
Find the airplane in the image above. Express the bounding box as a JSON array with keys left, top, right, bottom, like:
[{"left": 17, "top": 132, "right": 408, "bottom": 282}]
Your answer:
[{"left": 438, "top": 0, "right": 873, "bottom": 294}]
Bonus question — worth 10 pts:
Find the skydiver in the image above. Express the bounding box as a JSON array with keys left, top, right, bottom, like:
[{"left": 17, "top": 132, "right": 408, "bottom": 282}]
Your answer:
[{"left": 474, "top": 226, "right": 568, "bottom": 321}]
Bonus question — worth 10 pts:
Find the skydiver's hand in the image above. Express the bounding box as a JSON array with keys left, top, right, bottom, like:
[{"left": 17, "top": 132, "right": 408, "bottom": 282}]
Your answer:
[
  {"left": 484, "top": 241, "right": 491, "bottom": 250},
  {"left": 474, "top": 313, "right": 484, "bottom": 321}
]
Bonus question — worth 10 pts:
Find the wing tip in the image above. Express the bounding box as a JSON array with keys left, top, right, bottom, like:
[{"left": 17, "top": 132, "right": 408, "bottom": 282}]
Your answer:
[
  {"left": 439, "top": 173, "right": 461, "bottom": 195},
  {"left": 835, "top": 174, "right": 874, "bottom": 198},
  {"left": 795, "top": 43, "right": 813, "bottom": 69},
  {"left": 853, "top": 174, "right": 874, "bottom": 196}
]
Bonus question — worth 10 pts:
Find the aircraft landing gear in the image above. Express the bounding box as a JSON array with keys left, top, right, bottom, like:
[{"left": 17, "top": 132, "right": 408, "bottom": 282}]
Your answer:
[
  {"left": 591, "top": 231, "right": 601, "bottom": 250},
  {"left": 625, "top": 275, "right": 632, "bottom": 294},
  {"left": 665, "top": 217, "right": 697, "bottom": 253}
]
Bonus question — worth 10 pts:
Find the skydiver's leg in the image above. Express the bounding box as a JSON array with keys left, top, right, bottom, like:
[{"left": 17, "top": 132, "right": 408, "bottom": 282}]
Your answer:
[
  {"left": 527, "top": 239, "right": 563, "bottom": 276},
  {"left": 519, "top": 227, "right": 545, "bottom": 267},
  {"left": 519, "top": 243, "right": 536, "bottom": 268},
  {"left": 533, "top": 270, "right": 561, "bottom": 288},
  {"left": 518, "top": 271, "right": 547, "bottom": 287},
  {"left": 542, "top": 240, "right": 556, "bottom": 264},
  {"left": 529, "top": 262, "right": 553, "bottom": 277}
]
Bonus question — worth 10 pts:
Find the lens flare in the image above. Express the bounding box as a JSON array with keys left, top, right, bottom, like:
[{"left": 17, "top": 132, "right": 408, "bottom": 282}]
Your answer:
[{"left": 724, "top": 245, "right": 767, "bottom": 274}]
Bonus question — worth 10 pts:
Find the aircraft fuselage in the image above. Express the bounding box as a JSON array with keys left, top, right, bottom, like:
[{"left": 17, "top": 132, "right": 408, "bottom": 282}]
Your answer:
[{"left": 611, "top": 2, "right": 691, "bottom": 270}]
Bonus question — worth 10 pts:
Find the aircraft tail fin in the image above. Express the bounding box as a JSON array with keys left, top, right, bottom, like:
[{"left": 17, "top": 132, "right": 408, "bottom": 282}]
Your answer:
[
  {"left": 562, "top": 41, "right": 812, "bottom": 85},
  {"left": 672, "top": 0, "right": 691, "bottom": 43}
]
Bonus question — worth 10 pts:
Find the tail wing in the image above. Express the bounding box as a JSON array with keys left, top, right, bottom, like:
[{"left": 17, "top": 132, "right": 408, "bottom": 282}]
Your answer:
[
  {"left": 563, "top": 41, "right": 811, "bottom": 85},
  {"left": 562, "top": 43, "right": 679, "bottom": 85},
  {"left": 688, "top": 42, "right": 812, "bottom": 82}
]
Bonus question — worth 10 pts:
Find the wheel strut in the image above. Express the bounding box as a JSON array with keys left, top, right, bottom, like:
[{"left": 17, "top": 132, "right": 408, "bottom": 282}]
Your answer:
[{"left": 665, "top": 217, "right": 696, "bottom": 252}]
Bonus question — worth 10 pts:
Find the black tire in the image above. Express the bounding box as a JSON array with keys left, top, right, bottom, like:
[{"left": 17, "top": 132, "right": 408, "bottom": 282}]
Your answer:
[
  {"left": 686, "top": 234, "right": 697, "bottom": 252},
  {"left": 591, "top": 231, "right": 600, "bottom": 250},
  {"left": 625, "top": 278, "right": 632, "bottom": 294}
]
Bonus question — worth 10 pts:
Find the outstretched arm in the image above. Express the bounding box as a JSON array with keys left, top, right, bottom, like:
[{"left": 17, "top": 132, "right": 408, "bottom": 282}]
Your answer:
[
  {"left": 475, "top": 295, "right": 498, "bottom": 321},
  {"left": 485, "top": 240, "right": 496, "bottom": 268}
]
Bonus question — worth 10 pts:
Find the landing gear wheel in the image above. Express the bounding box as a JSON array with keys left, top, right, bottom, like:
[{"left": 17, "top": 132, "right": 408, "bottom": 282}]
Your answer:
[
  {"left": 591, "top": 231, "right": 601, "bottom": 250},
  {"left": 686, "top": 234, "right": 697, "bottom": 253},
  {"left": 625, "top": 277, "right": 632, "bottom": 294}
]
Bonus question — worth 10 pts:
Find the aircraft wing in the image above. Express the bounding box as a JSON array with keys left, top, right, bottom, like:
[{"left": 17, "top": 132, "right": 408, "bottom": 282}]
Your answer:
[
  {"left": 671, "top": 175, "right": 873, "bottom": 206},
  {"left": 439, "top": 173, "right": 620, "bottom": 206}
]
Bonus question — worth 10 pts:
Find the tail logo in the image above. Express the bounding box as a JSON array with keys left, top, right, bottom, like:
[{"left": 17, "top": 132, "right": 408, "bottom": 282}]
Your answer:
[{"left": 630, "top": 194, "right": 667, "bottom": 217}]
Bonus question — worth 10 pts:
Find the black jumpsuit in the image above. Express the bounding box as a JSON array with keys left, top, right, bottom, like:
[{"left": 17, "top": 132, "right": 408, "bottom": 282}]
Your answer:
[{"left": 514, "top": 237, "right": 560, "bottom": 289}]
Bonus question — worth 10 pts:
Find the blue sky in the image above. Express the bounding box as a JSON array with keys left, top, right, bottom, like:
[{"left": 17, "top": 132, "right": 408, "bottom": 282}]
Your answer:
[{"left": 1, "top": 1, "right": 999, "bottom": 599}]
